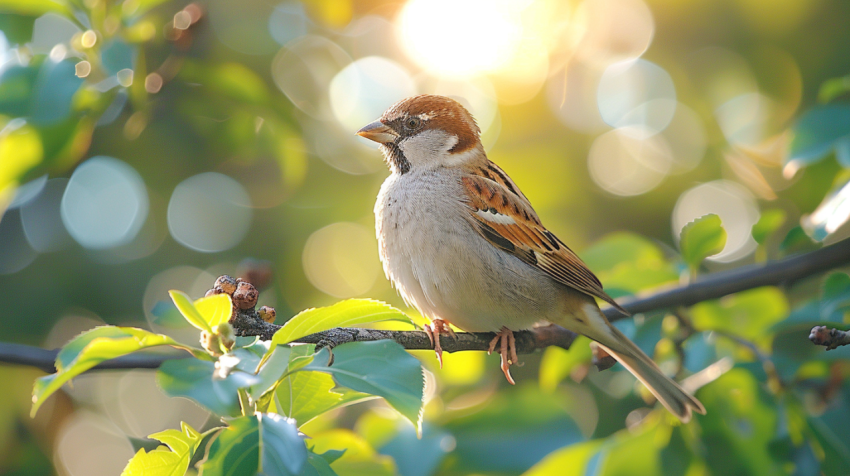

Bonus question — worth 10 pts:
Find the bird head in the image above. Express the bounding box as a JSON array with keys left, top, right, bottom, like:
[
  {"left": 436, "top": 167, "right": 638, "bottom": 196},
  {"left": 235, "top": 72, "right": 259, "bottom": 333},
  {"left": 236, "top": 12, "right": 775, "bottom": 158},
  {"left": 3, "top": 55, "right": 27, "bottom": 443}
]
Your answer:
[{"left": 357, "top": 95, "right": 482, "bottom": 174}]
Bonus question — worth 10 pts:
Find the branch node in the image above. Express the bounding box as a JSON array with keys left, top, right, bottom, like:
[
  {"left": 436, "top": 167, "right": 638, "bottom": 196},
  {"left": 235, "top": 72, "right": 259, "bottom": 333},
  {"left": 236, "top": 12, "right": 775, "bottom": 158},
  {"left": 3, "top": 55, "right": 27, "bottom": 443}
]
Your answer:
[{"left": 810, "top": 325, "right": 850, "bottom": 350}]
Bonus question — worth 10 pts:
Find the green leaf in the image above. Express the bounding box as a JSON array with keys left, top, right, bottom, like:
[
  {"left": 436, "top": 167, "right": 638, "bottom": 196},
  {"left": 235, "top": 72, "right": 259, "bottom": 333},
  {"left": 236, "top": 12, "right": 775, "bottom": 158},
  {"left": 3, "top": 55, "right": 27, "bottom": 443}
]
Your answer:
[
  {"left": 691, "top": 287, "right": 789, "bottom": 344},
  {"left": 538, "top": 337, "right": 592, "bottom": 392},
  {"left": 679, "top": 214, "right": 727, "bottom": 269},
  {"left": 821, "top": 272, "right": 850, "bottom": 320},
  {"left": 30, "top": 59, "right": 84, "bottom": 126},
  {"left": 302, "top": 341, "right": 424, "bottom": 431},
  {"left": 303, "top": 449, "right": 342, "bottom": 476},
  {"left": 819, "top": 75, "right": 850, "bottom": 104},
  {"left": 248, "top": 345, "right": 294, "bottom": 401},
  {"left": 522, "top": 439, "right": 602, "bottom": 476},
  {"left": 0, "top": 0, "right": 73, "bottom": 18},
  {"left": 262, "top": 299, "right": 411, "bottom": 364},
  {"left": 0, "top": 122, "right": 43, "bottom": 199},
  {"left": 199, "top": 413, "right": 307, "bottom": 476},
  {"left": 32, "top": 326, "right": 201, "bottom": 417},
  {"left": 308, "top": 430, "right": 396, "bottom": 476},
  {"left": 120, "top": 0, "right": 170, "bottom": 19},
  {"left": 156, "top": 358, "right": 260, "bottom": 417},
  {"left": 195, "top": 294, "right": 233, "bottom": 329},
  {"left": 594, "top": 421, "right": 666, "bottom": 475},
  {"left": 779, "top": 225, "right": 819, "bottom": 254},
  {"left": 277, "top": 370, "right": 374, "bottom": 427},
  {"left": 444, "top": 385, "right": 585, "bottom": 474},
  {"left": 787, "top": 105, "right": 850, "bottom": 169},
  {"left": 698, "top": 368, "right": 784, "bottom": 474},
  {"left": 121, "top": 422, "right": 202, "bottom": 476},
  {"left": 180, "top": 61, "right": 270, "bottom": 105},
  {"left": 0, "top": 14, "right": 35, "bottom": 46},
  {"left": 752, "top": 209, "right": 787, "bottom": 245},
  {"left": 168, "top": 290, "right": 212, "bottom": 332},
  {"left": 580, "top": 232, "right": 678, "bottom": 294}
]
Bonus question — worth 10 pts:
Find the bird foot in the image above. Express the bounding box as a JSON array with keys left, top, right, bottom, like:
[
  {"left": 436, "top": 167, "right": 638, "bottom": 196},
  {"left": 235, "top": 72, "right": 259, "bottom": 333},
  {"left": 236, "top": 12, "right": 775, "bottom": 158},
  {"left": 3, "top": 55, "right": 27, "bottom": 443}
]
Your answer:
[
  {"left": 423, "top": 319, "right": 457, "bottom": 368},
  {"left": 488, "top": 327, "right": 518, "bottom": 385}
]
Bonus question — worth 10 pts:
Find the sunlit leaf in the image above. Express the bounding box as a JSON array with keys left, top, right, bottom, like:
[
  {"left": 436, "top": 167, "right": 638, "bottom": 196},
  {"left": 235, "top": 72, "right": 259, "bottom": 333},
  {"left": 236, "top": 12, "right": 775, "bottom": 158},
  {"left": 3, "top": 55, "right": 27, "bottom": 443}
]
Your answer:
[
  {"left": 0, "top": 122, "right": 42, "bottom": 198},
  {"left": 263, "top": 299, "right": 412, "bottom": 363},
  {"left": 31, "top": 326, "right": 202, "bottom": 416},
  {"left": 690, "top": 287, "right": 788, "bottom": 344},
  {"left": 309, "top": 429, "right": 396, "bottom": 476},
  {"left": 120, "top": 0, "right": 170, "bottom": 19},
  {"left": 581, "top": 232, "right": 678, "bottom": 294},
  {"left": 199, "top": 413, "right": 307, "bottom": 476},
  {"left": 801, "top": 179, "right": 850, "bottom": 242},
  {"left": 0, "top": 0, "right": 73, "bottom": 18},
  {"left": 180, "top": 61, "right": 270, "bottom": 105},
  {"left": 168, "top": 290, "right": 212, "bottom": 332},
  {"left": 302, "top": 341, "right": 424, "bottom": 431},
  {"left": 679, "top": 214, "right": 726, "bottom": 270},
  {"left": 593, "top": 419, "right": 666, "bottom": 475},
  {"left": 787, "top": 105, "right": 850, "bottom": 169},
  {"left": 752, "top": 209, "right": 787, "bottom": 245},
  {"left": 121, "top": 422, "right": 202, "bottom": 476},
  {"left": 156, "top": 358, "right": 259, "bottom": 417},
  {"left": 819, "top": 75, "right": 850, "bottom": 104},
  {"left": 277, "top": 370, "right": 373, "bottom": 427},
  {"left": 194, "top": 294, "right": 233, "bottom": 329},
  {"left": 522, "top": 439, "right": 603, "bottom": 476},
  {"left": 538, "top": 338, "right": 592, "bottom": 392}
]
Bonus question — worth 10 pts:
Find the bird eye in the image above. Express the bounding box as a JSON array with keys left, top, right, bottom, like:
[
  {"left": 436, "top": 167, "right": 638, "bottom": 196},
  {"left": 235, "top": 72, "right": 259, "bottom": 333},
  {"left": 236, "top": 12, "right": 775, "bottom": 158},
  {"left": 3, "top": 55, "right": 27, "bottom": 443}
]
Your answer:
[{"left": 405, "top": 117, "right": 421, "bottom": 130}]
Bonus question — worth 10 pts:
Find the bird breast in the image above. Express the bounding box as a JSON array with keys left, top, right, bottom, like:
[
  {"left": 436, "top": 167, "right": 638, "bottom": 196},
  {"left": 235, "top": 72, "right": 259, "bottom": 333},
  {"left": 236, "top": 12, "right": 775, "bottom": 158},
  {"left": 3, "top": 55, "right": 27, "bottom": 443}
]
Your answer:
[{"left": 374, "top": 169, "right": 560, "bottom": 332}]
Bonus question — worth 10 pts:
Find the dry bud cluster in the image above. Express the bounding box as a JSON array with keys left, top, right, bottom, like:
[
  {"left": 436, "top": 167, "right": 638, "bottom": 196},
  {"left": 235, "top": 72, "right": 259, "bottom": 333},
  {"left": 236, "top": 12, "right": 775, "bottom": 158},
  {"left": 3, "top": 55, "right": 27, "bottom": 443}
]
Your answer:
[{"left": 200, "top": 274, "right": 277, "bottom": 355}]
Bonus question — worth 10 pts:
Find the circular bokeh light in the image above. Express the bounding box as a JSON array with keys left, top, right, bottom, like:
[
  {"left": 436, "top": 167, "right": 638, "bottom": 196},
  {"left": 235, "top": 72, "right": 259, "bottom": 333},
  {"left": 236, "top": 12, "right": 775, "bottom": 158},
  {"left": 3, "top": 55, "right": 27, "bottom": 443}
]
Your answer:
[
  {"left": 167, "top": 173, "right": 252, "bottom": 253},
  {"left": 61, "top": 156, "right": 149, "bottom": 250}
]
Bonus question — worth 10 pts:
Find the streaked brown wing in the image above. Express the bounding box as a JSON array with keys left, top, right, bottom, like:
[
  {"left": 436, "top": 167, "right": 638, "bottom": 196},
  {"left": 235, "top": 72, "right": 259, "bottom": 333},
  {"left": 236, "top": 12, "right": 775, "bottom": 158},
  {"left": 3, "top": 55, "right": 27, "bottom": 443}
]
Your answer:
[{"left": 461, "top": 167, "right": 629, "bottom": 316}]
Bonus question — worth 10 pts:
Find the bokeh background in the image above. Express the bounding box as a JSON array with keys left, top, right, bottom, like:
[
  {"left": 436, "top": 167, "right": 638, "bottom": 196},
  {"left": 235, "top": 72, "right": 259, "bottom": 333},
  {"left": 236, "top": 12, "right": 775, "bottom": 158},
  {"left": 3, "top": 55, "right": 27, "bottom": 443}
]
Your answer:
[{"left": 2, "top": 0, "right": 850, "bottom": 474}]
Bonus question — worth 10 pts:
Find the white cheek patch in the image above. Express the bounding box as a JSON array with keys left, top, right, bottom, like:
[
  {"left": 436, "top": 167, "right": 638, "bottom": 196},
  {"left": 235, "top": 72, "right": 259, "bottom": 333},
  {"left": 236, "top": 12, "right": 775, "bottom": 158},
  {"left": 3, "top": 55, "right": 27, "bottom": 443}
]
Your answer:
[
  {"left": 475, "top": 208, "right": 516, "bottom": 225},
  {"left": 398, "top": 130, "right": 458, "bottom": 167}
]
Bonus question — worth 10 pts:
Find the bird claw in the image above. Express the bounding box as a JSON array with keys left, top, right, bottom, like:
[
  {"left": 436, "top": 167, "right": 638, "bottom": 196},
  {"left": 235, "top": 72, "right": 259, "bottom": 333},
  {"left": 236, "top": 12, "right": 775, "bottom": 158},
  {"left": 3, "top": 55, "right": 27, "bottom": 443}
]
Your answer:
[
  {"left": 488, "top": 327, "right": 518, "bottom": 385},
  {"left": 424, "top": 319, "right": 454, "bottom": 368}
]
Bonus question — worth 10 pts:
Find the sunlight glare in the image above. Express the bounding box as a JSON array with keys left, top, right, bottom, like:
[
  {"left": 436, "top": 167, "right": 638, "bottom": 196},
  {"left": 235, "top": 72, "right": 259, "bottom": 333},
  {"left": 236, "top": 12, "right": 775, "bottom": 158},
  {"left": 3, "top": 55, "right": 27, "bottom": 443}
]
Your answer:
[{"left": 398, "top": 0, "right": 522, "bottom": 78}]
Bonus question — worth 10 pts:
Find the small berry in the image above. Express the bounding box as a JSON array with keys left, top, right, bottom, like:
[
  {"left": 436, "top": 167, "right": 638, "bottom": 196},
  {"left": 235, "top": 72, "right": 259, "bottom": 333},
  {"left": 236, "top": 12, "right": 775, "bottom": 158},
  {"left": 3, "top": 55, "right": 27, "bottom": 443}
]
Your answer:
[
  {"left": 205, "top": 287, "right": 224, "bottom": 297},
  {"left": 258, "top": 306, "right": 276, "bottom": 323},
  {"left": 214, "top": 275, "right": 238, "bottom": 295},
  {"left": 232, "top": 281, "right": 258, "bottom": 309}
]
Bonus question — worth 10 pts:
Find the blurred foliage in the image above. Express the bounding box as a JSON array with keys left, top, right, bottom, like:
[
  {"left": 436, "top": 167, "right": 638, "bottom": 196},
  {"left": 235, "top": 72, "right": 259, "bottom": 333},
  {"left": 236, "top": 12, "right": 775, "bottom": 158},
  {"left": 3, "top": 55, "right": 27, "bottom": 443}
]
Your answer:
[{"left": 2, "top": 0, "right": 850, "bottom": 474}]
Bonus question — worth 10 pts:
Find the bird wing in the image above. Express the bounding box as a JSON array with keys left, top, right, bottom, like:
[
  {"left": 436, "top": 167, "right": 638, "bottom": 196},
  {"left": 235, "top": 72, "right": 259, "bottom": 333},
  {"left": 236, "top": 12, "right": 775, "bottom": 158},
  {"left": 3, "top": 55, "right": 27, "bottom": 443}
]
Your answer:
[{"left": 460, "top": 163, "right": 629, "bottom": 315}]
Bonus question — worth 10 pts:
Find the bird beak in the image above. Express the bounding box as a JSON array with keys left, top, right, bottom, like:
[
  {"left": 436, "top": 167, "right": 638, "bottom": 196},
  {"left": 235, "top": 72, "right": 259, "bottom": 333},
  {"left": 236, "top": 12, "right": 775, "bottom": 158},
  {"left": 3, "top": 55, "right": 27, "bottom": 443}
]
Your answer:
[{"left": 356, "top": 120, "right": 398, "bottom": 144}]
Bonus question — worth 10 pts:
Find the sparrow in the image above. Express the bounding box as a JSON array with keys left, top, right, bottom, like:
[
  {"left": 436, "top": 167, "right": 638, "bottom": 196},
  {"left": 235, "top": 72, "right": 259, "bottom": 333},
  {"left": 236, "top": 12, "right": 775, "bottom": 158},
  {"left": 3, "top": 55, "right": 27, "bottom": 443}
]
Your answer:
[{"left": 357, "top": 95, "right": 705, "bottom": 422}]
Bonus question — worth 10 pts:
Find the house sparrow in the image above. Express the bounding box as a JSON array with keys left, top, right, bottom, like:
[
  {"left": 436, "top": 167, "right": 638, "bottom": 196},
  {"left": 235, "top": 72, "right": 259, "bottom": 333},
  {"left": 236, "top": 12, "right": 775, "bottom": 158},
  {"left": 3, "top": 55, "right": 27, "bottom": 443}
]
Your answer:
[{"left": 357, "top": 95, "right": 705, "bottom": 422}]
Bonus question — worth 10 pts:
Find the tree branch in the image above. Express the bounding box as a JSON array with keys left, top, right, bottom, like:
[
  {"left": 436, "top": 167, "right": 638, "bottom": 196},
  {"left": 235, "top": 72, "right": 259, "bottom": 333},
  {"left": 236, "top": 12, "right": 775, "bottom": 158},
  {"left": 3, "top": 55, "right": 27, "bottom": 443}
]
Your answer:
[
  {"left": 0, "top": 342, "right": 186, "bottom": 373},
  {"left": 4, "top": 238, "right": 850, "bottom": 373}
]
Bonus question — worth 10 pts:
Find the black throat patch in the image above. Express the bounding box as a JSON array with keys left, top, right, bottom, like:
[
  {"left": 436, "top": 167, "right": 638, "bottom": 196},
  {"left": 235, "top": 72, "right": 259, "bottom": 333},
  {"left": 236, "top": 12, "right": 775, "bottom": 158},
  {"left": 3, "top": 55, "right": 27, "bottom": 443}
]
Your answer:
[{"left": 381, "top": 142, "right": 411, "bottom": 175}]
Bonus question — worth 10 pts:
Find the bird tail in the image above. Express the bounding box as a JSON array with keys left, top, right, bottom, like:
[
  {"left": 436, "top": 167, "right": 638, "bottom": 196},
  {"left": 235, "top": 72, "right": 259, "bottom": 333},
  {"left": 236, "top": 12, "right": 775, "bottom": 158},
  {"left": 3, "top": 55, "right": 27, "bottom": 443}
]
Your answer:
[{"left": 560, "top": 305, "right": 706, "bottom": 422}]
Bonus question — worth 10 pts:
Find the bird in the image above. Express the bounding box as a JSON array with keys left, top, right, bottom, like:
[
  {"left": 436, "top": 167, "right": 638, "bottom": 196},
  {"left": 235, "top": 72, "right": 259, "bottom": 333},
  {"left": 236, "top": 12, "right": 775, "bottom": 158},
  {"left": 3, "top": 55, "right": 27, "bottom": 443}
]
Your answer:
[{"left": 356, "top": 94, "right": 706, "bottom": 422}]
